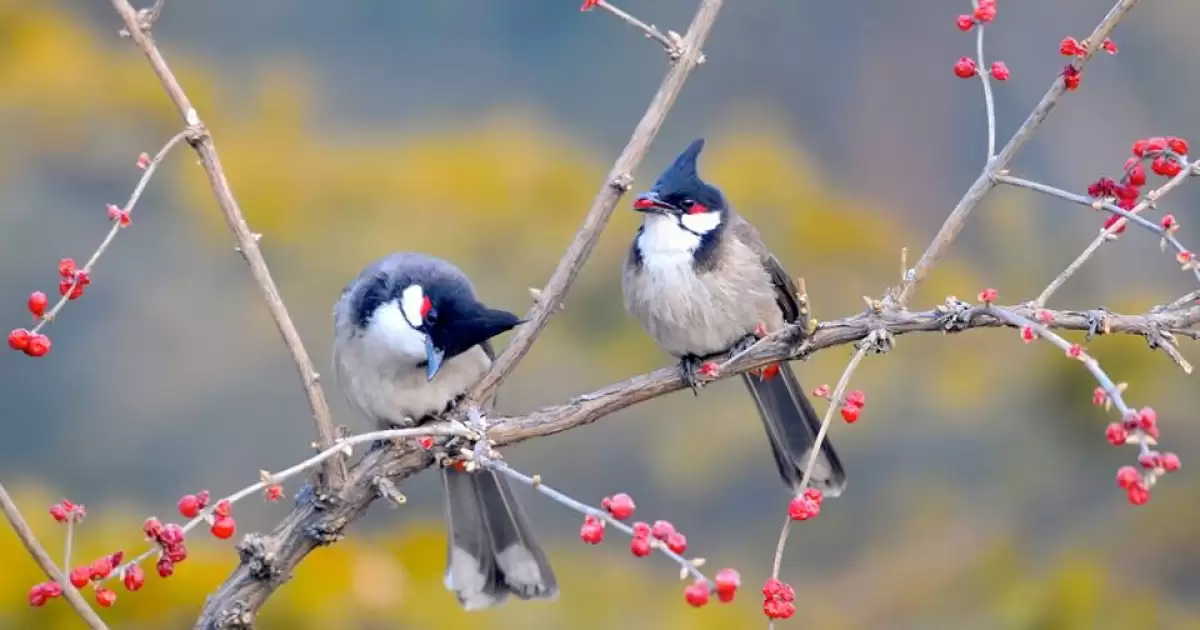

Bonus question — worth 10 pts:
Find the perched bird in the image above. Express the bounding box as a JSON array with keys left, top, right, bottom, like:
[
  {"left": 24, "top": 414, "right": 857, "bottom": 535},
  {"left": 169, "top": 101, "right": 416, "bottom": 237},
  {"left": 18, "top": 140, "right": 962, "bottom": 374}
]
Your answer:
[
  {"left": 332, "top": 252, "right": 557, "bottom": 610},
  {"left": 621, "top": 139, "right": 847, "bottom": 498}
]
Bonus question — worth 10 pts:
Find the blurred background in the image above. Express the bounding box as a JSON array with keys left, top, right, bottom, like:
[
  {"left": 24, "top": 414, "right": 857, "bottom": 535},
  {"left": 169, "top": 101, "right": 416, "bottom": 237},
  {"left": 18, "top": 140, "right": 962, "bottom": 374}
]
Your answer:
[{"left": 2, "top": 0, "right": 1199, "bottom": 628}]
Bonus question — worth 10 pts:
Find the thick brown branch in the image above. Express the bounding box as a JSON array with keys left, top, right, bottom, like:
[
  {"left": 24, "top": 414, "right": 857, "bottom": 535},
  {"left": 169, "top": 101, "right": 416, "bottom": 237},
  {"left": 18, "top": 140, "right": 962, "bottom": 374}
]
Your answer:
[
  {"left": 467, "top": 0, "right": 725, "bottom": 404},
  {"left": 108, "top": 0, "right": 342, "bottom": 487},
  {"left": 194, "top": 299, "right": 1197, "bottom": 627},
  {"left": 0, "top": 484, "right": 108, "bottom": 629},
  {"left": 892, "top": 0, "right": 1140, "bottom": 306}
]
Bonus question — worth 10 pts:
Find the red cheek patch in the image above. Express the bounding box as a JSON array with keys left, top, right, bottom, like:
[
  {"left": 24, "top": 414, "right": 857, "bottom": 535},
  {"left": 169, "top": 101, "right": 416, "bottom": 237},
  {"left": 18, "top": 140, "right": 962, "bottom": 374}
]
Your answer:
[
  {"left": 420, "top": 296, "right": 432, "bottom": 319},
  {"left": 688, "top": 202, "right": 708, "bottom": 215}
]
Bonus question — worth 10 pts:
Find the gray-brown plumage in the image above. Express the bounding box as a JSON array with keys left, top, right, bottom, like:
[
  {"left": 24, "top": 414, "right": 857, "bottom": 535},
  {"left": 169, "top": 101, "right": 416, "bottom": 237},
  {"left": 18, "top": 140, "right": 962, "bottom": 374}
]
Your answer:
[
  {"left": 333, "top": 252, "right": 557, "bottom": 609},
  {"left": 622, "top": 139, "right": 847, "bottom": 497}
]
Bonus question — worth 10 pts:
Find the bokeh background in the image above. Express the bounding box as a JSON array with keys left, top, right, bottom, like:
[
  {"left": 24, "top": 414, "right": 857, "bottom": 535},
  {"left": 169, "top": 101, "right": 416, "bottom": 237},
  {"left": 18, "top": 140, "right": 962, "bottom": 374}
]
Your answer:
[{"left": 2, "top": 1, "right": 1199, "bottom": 628}]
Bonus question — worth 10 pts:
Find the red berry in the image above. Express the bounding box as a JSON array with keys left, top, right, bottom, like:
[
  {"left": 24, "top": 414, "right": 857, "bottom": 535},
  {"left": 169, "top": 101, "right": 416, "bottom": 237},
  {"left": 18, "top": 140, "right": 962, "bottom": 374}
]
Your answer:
[
  {"left": 803, "top": 487, "right": 824, "bottom": 505},
  {"left": 605, "top": 493, "right": 636, "bottom": 520},
  {"left": 27, "top": 291, "right": 48, "bottom": 317},
  {"left": 990, "top": 61, "right": 1010, "bottom": 81},
  {"left": 7, "top": 328, "right": 31, "bottom": 351},
  {"left": 759, "top": 362, "right": 781, "bottom": 381},
  {"left": 697, "top": 361, "right": 720, "bottom": 379},
  {"left": 106, "top": 204, "right": 131, "bottom": 227},
  {"left": 416, "top": 436, "right": 434, "bottom": 450},
  {"left": 1162, "top": 214, "right": 1177, "bottom": 231},
  {"left": 1138, "top": 451, "right": 1162, "bottom": 470},
  {"left": 1065, "top": 344, "right": 1083, "bottom": 358},
  {"left": 210, "top": 516, "right": 237, "bottom": 540},
  {"left": 164, "top": 542, "right": 188, "bottom": 563},
  {"left": 1062, "top": 65, "right": 1081, "bottom": 90},
  {"left": 264, "top": 484, "right": 284, "bottom": 502},
  {"left": 811, "top": 384, "right": 830, "bottom": 398},
  {"left": 1020, "top": 326, "right": 1035, "bottom": 343},
  {"left": 109, "top": 550, "right": 125, "bottom": 567},
  {"left": 177, "top": 494, "right": 201, "bottom": 518},
  {"left": 49, "top": 503, "right": 69, "bottom": 523},
  {"left": 1092, "top": 387, "right": 1106, "bottom": 406},
  {"left": 95, "top": 587, "right": 117, "bottom": 608},
  {"left": 1116, "top": 466, "right": 1141, "bottom": 490},
  {"left": 977, "top": 288, "right": 998, "bottom": 303},
  {"left": 953, "top": 56, "right": 977, "bottom": 79},
  {"left": 665, "top": 532, "right": 688, "bottom": 554},
  {"left": 840, "top": 405, "right": 860, "bottom": 423},
  {"left": 1087, "top": 177, "right": 1118, "bottom": 198},
  {"left": 1059, "top": 37, "right": 1081, "bottom": 56},
  {"left": 1132, "top": 139, "right": 1150, "bottom": 157},
  {"left": 58, "top": 279, "right": 84, "bottom": 300},
  {"left": 159, "top": 523, "right": 185, "bottom": 546},
  {"left": 788, "top": 495, "right": 821, "bottom": 521},
  {"left": 136, "top": 152, "right": 151, "bottom": 170},
  {"left": 1115, "top": 184, "right": 1139, "bottom": 201},
  {"left": 956, "top": 14, "right": 974, "bottom": 31},
  {"left": 630, "top": 536, "right": 652, "bottom": 557},
  {"left": 24, "top": 334, "right": 51, "bottom": 357},
  {"left": 1102, "top": 38, "right": 1118, "bottom": 54},
  {"left": 89, "top": 557, "right": 113, "bottom": 581},
  {"left": 1162, "top": 452, "right": 1181, "bottom": 472},
  {"left": 762, "top": 578, "right": 797, "bottom": 619},
  {"left": 1102, "top": 213, "right": 1127, "bottom": 235},
  {"left": 579, "top": 0, "right": 598, "bottom": 11},
  {"left": 972, "top": 2, "right": 996, "bottom": 23},
  {"left": 28, "top": 584, "right": 49, "bottom": 608},
  {"left": 1167, "top": 136, "right": 1189, "bottom": 155},
  {"left": 1037, "top": 310, "right": 1054, "bottom": 324},
  {"left": 651, "top": 520, "right": 675, "bottom": 540},
  {"left": 1127, "top": 163, "right": 1147, "bottom": 186},
  {"left": 156, "top": 557, "right": 175, "bottom": 578},
  {"left": 122, "top": 565, "right": 146, "bottom": 592},
  {"left": 1146, "top": 137, "right": 1168, "bottom": 152},
  {"left": 213, "top": 498, "right": 231, "bottom": 518},
  {"left": 69, "top": 566, "right": 91, "bottom": 588},
  {"left": 1152, "top": 155, "right": 1183, "bottom": 177},
  {"left": 684, "top": 580, "right": 710, "bottom": 607},
  {"left": 844, "top": 389, "right": 866, "bottom": 408},
  {"left": 714, "top": 568, "right": 741, "bottom": 603},
  {"left": 764, "top": 600, "right": 797, "bottom": 620},
  {"left": 143, "top": 517, "right": 164, "bottom": 540},
  {"left": 57, "top": 258, "right": 77, "bottom": 278},
  {"left": 1127, "top": 482, "right": 1150, "bottom": 506},
  {"left": 1137, "top": 407, "right": 1157, "bottom": 430},
  {"left": 631, "top": 521, "right": 651, "bottom": 538},
  {"left": 1105, "top": 423, "right": 1127, "bottom": 446}
]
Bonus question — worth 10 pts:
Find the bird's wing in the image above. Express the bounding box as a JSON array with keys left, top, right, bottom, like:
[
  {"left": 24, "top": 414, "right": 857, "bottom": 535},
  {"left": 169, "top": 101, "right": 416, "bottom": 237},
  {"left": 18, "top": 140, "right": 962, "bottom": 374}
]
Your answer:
[{"left": 729, "top": 215, "right": 802, "bottom": 324}]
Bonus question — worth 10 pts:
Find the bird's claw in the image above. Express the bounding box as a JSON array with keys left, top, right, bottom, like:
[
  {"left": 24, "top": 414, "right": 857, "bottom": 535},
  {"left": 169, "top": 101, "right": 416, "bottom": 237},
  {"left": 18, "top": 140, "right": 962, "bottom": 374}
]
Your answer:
[
  {"left": 679, "top": 355, "right": 704, "bottom": 395},
  {"left": 730, "top": 332, "right": 760, "bottom": 356}
]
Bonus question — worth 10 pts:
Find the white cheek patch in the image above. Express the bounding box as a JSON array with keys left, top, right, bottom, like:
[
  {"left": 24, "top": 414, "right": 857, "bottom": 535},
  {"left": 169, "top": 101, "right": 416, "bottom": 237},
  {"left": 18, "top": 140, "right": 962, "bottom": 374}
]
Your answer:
[
  {"left": 639, "top": 214, "right": 701, "bottom": 256},
  {"left": 679, "top": 210, "right": 722, "bottom": 235},
  {"left": 399, "top": 284, "right": 425, "bottom": 328},
  {"left": 369, "top": 300, "right": 428, "bottom": 361}
]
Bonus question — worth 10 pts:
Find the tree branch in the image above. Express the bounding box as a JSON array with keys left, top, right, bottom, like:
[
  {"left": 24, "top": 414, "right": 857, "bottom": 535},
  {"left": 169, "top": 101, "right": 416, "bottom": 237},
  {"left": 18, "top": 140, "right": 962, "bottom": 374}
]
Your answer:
[
  {"left": 466, "top": 0, "right": 725, "bottom": 405},
  {"left": 107, "top": 0, "right": 343, "bottom": 488},
  {"left": 0, "top": 484, "right": 108, "bottom": 629},
  {"left": 892, "top": 0, "right": 1141, "bottom": 306}
]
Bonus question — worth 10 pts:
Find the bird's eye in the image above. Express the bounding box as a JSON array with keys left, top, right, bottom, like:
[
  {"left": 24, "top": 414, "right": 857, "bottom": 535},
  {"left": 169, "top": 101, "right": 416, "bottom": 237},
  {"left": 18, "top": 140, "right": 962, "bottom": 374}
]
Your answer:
[
  {"left": 425, "top": 308, "right": 438, "bottom": 324},
  {"left": 679, "top": 198, "right": 707, "bottom": 215}
]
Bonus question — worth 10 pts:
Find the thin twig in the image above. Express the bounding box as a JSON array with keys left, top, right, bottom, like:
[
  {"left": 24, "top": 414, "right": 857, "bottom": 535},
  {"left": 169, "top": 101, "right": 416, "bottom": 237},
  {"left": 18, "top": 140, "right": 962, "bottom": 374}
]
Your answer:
[
  {"left": 62, "top": 518, "right": 75, "bottom": 589},
  {"left": 893, "top": 0, "right": 1141, "bottom": 306},
  {"left": 30, "top": 130, "right": 189, "bottom": 335},
  {"left": 0, "top": 484, "right": 107, "bottom": 629},
  {"left": 107, "top": 0, "right": 343, "bottom": 488},
  {"left": 467, "top": 0, "right": 725, "bottom": 405},
  {"left": 974, "top": 12, "right": 996, "bottom": 160},
  {"left": 481, "top": 457, "right": 711, "bottom": 585},
  {"left": 999, "top": 162, "right": 1200, "bottom": 306},
  {"left": 591, "top": 1, "right": 683, "bottom": 58}
]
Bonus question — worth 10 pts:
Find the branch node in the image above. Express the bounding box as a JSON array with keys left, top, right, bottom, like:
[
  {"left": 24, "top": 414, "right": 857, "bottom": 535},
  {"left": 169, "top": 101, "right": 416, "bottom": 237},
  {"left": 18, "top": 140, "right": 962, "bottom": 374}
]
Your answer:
[
  {"left": 212, "top": 600, "right": 255, "bottom": 630},
  {"left": 235, "top": 533, "right": 280, "bottom": 582},
  {"left": 372, "top": 476, "right": 408, "bottom": 507},
  {"left": 859, "top": 328, "right": 894, "bottom": 355},
  {"left": 935, "top": 296, "right": 974, "bottom": 332},
  {"left": 1085, "top": 308, "right": 1111, "bottom": 340},
  {"left": 304, "top": 516, "right": 347, "bottom": 546},
  {"left": 610, "top": 172, "right": 634, "bottom": 192}
]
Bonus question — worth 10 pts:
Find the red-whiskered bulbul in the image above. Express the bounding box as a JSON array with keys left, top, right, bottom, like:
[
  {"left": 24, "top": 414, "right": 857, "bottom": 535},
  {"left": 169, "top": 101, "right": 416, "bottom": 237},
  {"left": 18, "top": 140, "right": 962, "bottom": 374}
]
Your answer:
[
  {"left": 333, "top": 252, "right": 557, "bottom": 609},
  {"left": 621, "top": 139, "right": 848, "bottom": 498}
]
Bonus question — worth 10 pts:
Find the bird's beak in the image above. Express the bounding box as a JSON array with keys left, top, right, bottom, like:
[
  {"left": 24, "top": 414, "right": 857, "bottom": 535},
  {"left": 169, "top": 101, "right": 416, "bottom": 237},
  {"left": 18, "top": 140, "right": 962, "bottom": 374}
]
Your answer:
[
  {"left": 425, "top": 336, "right": 446, "bottom": 382},
  {"left": 632, "top": 192, "right": 674, "bottom": 214}
]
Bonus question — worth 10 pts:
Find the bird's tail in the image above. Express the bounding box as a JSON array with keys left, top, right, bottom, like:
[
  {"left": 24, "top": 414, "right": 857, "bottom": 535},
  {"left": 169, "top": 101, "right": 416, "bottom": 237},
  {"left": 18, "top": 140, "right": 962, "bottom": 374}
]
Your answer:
[
  {"left": 741, "top": 362, "right": 847, "bottom": 497},
  {"left": 441, "top": 466, "right": 558, "bottom": 610}
]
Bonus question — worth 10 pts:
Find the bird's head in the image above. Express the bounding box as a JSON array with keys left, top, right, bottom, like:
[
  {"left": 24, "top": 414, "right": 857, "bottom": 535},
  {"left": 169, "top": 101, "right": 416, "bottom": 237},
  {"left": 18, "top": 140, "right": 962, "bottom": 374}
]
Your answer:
[
  {"left": 352, "top": 273, "right": 520, "bottom": 381},
  {"left": 632, "top": 138, "right": 727, "bottom": 237}
]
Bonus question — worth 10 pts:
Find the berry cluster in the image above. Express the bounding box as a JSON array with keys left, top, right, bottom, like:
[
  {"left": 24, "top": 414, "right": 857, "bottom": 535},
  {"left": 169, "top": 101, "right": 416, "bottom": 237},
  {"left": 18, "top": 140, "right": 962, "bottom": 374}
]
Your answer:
[
  {"left": 1088, "top": 136, "right": 1191, "bottom": 235},
  {"left": 952, "top": 1, "right": 1008, "bottom": 81},
  {"left": 787, "top": 487, "right": 824, "bottom": 522},
  {"left": 1102, "top": 406, "right": 1181, "bottom": 505},
  {"left": 811, "top": 384, "right": 867, "bottom": 424},
  {"left": 762, "top": 577, "right": 797, "bottom": 620}
]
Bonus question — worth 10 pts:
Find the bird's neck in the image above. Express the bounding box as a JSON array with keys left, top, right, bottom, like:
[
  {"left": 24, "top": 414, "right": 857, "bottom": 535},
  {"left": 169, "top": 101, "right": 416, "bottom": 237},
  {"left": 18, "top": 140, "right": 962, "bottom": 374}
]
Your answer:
[{"left": 636, "top": 213, "right": 724, "bottom": 269}]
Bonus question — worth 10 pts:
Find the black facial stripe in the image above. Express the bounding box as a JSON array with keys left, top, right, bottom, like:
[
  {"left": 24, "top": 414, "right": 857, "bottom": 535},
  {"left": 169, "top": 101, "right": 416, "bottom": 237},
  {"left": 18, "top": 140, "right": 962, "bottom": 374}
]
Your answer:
[{"left": 352, "top": 272, "right": 391, "bottom": 330}]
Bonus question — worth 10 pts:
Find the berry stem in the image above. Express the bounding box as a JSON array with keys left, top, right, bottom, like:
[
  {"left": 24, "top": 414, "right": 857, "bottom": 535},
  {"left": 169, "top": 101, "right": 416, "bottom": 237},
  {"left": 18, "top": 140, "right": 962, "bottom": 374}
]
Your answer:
[
  {"left": 62, "top": 518, "right": 75, "bottom": 593},
  {"left": 974, "top": 9, "right": 997, "bottom": 160},
  {"left": 29, "top": 130, "right": 190, "bottom": 336},
  {"left": 997, "top": 166, "right": 1200, "bottom": 304},
  {"left": 478, "top": 456, "right": 712, "bottom": 586},
  {"left": 589, "top": 0, "right": 684, "bottom": 58}
]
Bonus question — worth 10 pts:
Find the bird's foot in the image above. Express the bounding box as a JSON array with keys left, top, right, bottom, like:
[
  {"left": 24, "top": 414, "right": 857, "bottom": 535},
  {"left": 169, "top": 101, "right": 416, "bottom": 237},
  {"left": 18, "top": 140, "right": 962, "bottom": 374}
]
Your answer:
[
  {"left": 678, "top": 355, "right": 704, "bottom": 396},
  {"left": 729, "top": 332, "right": 761, "bottom": 356}
]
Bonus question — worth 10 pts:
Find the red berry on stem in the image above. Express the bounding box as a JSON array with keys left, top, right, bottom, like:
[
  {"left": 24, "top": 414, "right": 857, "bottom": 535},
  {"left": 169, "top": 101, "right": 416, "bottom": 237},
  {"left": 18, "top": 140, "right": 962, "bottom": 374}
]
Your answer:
[
  {"left": 803, "top": 487, "right": 824, "bottom": 505},
  {"left": 844, "top": 389, "right": 866, "bottom": 408},
  {"left": 605, "top": 493, "right": 636, "bottom": 520},
  {"left": 665, "top": 532, "right": 688, "bottom": 554},
  {"left": 684, "top": 580, "right": 710, "bottom": 607},
  {"left": 1020, "top": 326, "right": 1036, "bottom": 343},
  {"left": 840, "top": 405, "right": 860, "bottom": 423},
  {"left": 1102, "top": 213, "right": 1127, "bottom": 235},
  {"left": 1146, "top": 137, "right": 1168, "bottom": 152},
  {"left": 630, "top": 536, "right": 651, "bottom": 557},
  {"left": 164, "top": 542, "right": 188, "bottom": 563},
  {"left": 210, "top": 516, "right": 237, "bottom": 539},
  {"left": 7, "top": 328, "right": 31, "bottom": 352},
  {"left": 156, "top": 557, "right": 175, "bottom": 578},
  {"left": 714, "top": 568, "right": 741, "bottom": 603},
  {"left": 1162, "top": 452, "right": 1181, "bottom": 472},
  {"left": 953, "top": 57, "right": 977, "bottom": 79},
  {"left": 1092, "top": 387, "right": 1106, "bottom": 406},
  {"left": 1152, "top": 155, "right": 1182, "bottom": 177},
  {"left": 69, "top": 566, "right": 91, "bottom": 588},
  {"left": 977, "top": 288, "right": 997, "bottom": 304},
  {"left": 49, "top": 503, "right": 69, "bottom": 523},
  {"left": 136, "top": 152, "right": 151, "bottom": 169},
  {"left": 95, "top": 587, "right": 117, "bottom": 608},
  {"left": 160, "top": 523, "right": 185, "bottom": 546},
  {"left": 812, "top": 384, "right": 830, "bottom": 398},
  {"left": 1127, "top": 163, "right": 1147, "bottom": 186},
  {"left": 27, "top": 291, "right": 48, "bottom": 317},
  {"left": 143, "top": 517, "right": 164, "bottom": 540},
  {"left": 1138, "top": 451, "right": 1162, "bottom": 470},
  {"left": 1115, "top": 466, "right": 1141, "bottom": 490},
  {"left": 631, "top": 521, "right": 651, "bottom": 539},
  {"left": 1059, "top": 37, "right": 1081, "bottom": 56},
  {"left": 1167, "top": 136, "right": 1189, "bottom": 155},
  {"left": 264, "top": 484, "right": 284, "bottom": 502},
  {"left": 1065, "top": 344, "right": 1083, "bottom": 358},
  {"left": 178, "top": 494, "right": 201, "bottom": 518},
  {"left": 58, "top": 258, "right": 76, "bottom": 278},
  {"left": 214, "top": 499, "right": 232, "bottom": 518},
  {"left": 972, "top": 2, "right": 996, "bottom": 23},
  {"left": 123, "top": 565, "right": 146, "bottom": 591},
  {"left": 1138, "top": 407, "right": 1157, "bottom": 430},
  {"left": 1105, "top": 423, "right": 1127, "bottom": 446},
  {"left": 28, "top": 585, "right": 49, "bottom": 608},
  {"left": 651, "top": 520, "right": 675, "bottom": 540},
  {"left": 956, "top": 14, "right": 974, "bottom": 31},
  {"left": 1062, "top": 65, "right": 1081, "bottom": 90},
  {"left": 1102, "top": 38, "right": 1118, "bottom": 54},
  {"left": 24, "top": 334, "right": 51, "bottom": 357},
  {"left": 990, "top": 61, "right": 1010, "bottom": 81},
  {"left": 109, "top": 550, "right": 125, "bottom": 567},
  {"left": 90, "top": 557, "right": 113, "bottom": 581},
  {"left": 788, "top": 495, "right": 821, "bottom": 521},
  {"left": 1127, "top": 482, "right": 1150, "bottom": 506}
]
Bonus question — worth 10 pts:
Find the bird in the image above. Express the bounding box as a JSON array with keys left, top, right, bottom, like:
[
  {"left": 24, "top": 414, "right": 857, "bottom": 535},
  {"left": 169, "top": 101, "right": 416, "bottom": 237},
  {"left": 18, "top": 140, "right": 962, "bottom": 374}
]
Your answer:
[
  {"left": 621, "top": 138, "right": 847, "bottom": 498},
  {"left": 332, "top": 252, "right": 558, "bottom": 610}
]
